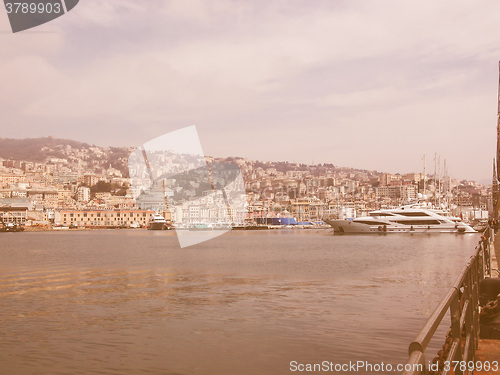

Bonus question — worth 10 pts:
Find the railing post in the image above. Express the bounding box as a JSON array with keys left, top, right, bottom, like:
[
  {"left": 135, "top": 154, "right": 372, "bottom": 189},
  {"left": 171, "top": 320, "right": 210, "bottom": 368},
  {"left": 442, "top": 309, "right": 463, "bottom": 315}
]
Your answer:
[
  {"left": 488, "top": 227, "right": 493, "bottom": 276},
  {"left": 471, "top": 257, "right": 480, "bottom": 351},
  {"left": 486, "top": 227, "right": 492, "bottom": 277},
  {"left": 463, "top": 270, "right": 474, "bottom": 363},
  {"left": 481, "top": 241, "right": 487, "bottom": 279},
  {"left": 450, "top": 292, "right": 463, "bottom": 375}
]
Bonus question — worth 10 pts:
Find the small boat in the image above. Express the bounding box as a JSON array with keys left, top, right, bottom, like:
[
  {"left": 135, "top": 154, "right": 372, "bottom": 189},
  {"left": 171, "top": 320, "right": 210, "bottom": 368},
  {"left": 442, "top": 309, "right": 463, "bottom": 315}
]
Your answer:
[
  {"left": 147, "top": 214, "right": 169, "bottom": 230},
  {"left": 471, "top": 219, "right": 488, "bottom": 232},
  {"left": 52, "top": 225, "right": 70, "bottom": 230},
  {"left": 213, "top": 221, "right": 233, "bottom": 230},
  {"left": 0, "top": 222, "right": 25, "bottom": 232},
  {"left": 325, "top": 203, "right": 476, "bottom": 234},
  {"left": 232, "top": 225, "right": 268, "bottom": 230}
]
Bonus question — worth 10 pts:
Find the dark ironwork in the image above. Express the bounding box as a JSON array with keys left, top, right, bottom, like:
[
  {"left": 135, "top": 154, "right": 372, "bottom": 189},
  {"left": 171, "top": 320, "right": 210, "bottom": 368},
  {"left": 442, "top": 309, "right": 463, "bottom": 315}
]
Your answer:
[
  {"left": 497, "top": 61, "right": 500, "bottom": 183},
  {"left": 493, "top": 159, "right": 499, "bottom": 220},
  {"left": 402, "top": 227, "right": 493, "bottom": 375}
]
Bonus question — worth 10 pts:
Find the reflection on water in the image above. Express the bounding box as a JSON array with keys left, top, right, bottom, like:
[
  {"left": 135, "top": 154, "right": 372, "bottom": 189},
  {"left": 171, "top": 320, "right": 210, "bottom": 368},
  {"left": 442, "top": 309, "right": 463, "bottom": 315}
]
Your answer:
[{"left": 0, "top": 230, "right": 479, "bottom": 374}]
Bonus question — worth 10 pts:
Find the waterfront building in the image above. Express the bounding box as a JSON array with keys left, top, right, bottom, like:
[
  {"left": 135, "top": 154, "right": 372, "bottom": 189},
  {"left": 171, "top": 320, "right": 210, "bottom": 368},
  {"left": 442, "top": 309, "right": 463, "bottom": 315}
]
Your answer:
[
  {"left": 55, "top": 209, "right": 155, "bottom": 227},
  {"left": 0, "top": 206, "right": 28, "bottom": 225}
]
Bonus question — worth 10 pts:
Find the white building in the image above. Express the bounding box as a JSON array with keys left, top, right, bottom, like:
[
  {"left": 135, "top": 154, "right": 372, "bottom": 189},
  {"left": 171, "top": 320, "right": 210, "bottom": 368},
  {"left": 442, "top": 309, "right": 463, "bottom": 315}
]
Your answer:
[{"left": 77, "top": 186, "right": 91, "bottom": 202}]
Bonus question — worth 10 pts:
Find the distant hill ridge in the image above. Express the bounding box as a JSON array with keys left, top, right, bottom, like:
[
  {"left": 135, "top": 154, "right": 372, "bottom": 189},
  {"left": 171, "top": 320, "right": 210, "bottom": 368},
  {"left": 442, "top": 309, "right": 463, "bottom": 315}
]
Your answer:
[
  {"left": 0, "top": 137, "right": 92, "bottom": 162},
  {"left": 0, "top": 137, "right": 379, "bottom": 179},
  {"left": 0, "top": 137, "right": 131, "bottom": 177},
  {"left": 0, "top": 137, "right": 487, "bottom": 185}
]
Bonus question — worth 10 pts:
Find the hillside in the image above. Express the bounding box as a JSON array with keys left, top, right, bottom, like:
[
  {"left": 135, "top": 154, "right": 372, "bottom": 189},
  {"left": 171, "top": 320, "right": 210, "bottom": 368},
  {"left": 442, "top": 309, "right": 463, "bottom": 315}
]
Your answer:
[
  {"left": 0, "top": 137, "right": 91, "bottom": 162},
  {"left": 0, "top": 137, "right": 131, "bottom": 177},
  {"left": 0, "top": 137, "right": 379, "bottom": 181}
]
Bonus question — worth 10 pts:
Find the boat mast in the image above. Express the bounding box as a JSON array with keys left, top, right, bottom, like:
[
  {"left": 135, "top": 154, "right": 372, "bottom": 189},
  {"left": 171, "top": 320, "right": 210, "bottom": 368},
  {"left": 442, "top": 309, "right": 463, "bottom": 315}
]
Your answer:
[
  {"left": 423, "top": 154, "right": 426, "bottom": 197},
  {"left": 497, "top": 60, "right": 500, "bottom": 183},
  {"left": 493, "top": 159, "right": 499, "bottom": 219},
  {"left": 495, "top": 60, "right": 500, "bottom": 219},
  {"left": 447, "top": 160, "right": 451, "bottom": 209},
  {"left": 433, "top": 152, "right": 437, "bottom": 207},
  {"left": 443, "top": 158, "right": 447, "bottom": 209},
  {"left": 438, "top": 154, "right": 441, "bottom": 207}
]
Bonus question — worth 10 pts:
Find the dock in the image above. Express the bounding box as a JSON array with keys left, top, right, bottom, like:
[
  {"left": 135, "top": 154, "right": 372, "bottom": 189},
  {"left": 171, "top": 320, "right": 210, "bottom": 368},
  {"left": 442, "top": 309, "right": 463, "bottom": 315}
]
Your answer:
[
  {"left": 403, "top": 228, "right": 500, "bottom": 375},
  {"left": 475, "top": 339, "right": 500, "bottom": 375},
  {"left": 475, "top": 59, "right": 500, "bottom": 374},
  {"left": 474, "top": 234, "right": 500, "bottom": 375}
]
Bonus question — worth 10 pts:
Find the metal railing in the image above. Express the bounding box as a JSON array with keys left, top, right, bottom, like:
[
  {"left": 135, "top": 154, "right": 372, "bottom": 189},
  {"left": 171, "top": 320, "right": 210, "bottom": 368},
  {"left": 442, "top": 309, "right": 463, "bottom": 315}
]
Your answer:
[{"left": 402, "top": 227, "right": 494, "bottom": 375}]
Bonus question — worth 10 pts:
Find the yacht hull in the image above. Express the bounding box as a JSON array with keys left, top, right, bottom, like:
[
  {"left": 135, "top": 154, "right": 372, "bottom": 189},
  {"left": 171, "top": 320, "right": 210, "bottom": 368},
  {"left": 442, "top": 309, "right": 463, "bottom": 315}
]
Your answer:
[
  {"left": 326, "top": 220, "right": 476, "bottom": 234},
  {"left": 147, "top": 222, "right": 168, "bottom": 230}
]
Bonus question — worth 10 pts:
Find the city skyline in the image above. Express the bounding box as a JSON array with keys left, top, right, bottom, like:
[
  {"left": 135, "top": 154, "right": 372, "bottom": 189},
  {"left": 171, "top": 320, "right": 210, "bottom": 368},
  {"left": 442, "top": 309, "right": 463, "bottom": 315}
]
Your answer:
[
  {"left": 2, "top": 1, "right": 500, "bottom": 182},
  {"left": 0, "top": 135, "right": 482, "bottom": 183},
  {"left": 0, "top": 136, "right": 489, "bottom": 228}
]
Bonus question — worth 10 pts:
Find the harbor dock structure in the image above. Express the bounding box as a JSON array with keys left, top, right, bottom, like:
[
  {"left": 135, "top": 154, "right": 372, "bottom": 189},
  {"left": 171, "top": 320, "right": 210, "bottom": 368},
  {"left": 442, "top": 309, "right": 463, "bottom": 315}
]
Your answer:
[
  {"left": 475, "top": 339, "right": 500, "bottom": 375},
  {"left": 402, "top": 227, "right": 500, "bottom": 375},
  {"left": 474, "top": 234, "right": 500, "bottom": 375}
]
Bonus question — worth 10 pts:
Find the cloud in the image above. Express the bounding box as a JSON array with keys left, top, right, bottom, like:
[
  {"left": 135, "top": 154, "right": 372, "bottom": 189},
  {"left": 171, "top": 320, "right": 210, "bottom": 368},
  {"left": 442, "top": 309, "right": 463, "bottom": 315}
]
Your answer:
[{"left": 1, "top": 0, "right": 500, "bottom": 181}]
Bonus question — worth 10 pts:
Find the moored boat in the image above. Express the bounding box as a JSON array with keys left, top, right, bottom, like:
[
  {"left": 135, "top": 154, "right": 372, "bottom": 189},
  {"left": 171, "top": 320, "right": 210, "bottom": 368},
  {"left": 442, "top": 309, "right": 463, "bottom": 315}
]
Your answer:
[
  {"left": 325, "top": 204, "right": 476, "bottom": 234},
  {"left": 0, "top": 222, "right": 25, "bottom": 232},
  {"left": 147, "top": 214, "right": 169, "bottom": 230}
]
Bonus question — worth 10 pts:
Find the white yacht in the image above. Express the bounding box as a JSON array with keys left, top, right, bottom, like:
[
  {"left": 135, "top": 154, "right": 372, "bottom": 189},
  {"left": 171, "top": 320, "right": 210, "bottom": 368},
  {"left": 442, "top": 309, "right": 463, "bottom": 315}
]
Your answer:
[
  {"left": 325, "top": 204, "right": 476, "bottom": 234},
  {"left": 147, "top": 214, "right": 169, "bottom": 230}
]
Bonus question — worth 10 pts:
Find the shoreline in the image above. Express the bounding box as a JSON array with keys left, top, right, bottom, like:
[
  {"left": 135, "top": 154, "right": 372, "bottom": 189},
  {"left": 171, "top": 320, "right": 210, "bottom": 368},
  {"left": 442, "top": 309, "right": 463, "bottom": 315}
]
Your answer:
[{"left": 18, "top": 226, "right": 333, "bottom": 232}]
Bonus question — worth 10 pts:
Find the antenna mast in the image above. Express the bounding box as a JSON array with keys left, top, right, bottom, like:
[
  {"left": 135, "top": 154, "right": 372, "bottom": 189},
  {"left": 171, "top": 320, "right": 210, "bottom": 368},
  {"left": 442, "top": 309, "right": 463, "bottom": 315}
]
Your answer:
[
  {"left": 444, "top": 159, "right": 447, "bottom": 208},
  {"left": 493, "top": 159, "right": 499, "bottom": 218},
  {"left": 423, "top": 154, "right": 426, "bottom": 197},
  {"left": 495, "top": 61, "right": 500, "bottom": 219},
  {"left": 434, "top": 152, "right": 437, "bottom": 206},
  {"left": 438, "top": 155, "right": 441, "bottom": 207},
  {"left": 497, "top": 60, "right": 500, "bottom": 182}
]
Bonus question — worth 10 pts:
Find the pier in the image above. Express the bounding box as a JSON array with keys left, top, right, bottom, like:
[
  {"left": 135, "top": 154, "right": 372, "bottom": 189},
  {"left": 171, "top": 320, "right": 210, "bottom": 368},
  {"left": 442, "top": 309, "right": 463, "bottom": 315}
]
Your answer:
[
  {"left": 402, "top": 228, "right": 500, "bottom": 375},
  {"left": 474, "top": 233, "right": 500, "bottom": 375}
]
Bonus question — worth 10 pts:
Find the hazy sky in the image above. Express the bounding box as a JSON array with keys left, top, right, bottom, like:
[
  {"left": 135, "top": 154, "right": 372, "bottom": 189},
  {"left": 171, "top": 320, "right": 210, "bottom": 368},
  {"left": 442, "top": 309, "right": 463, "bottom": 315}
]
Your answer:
[{"left": 1, "top": 0, "right": 500, "bottom": 182}]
